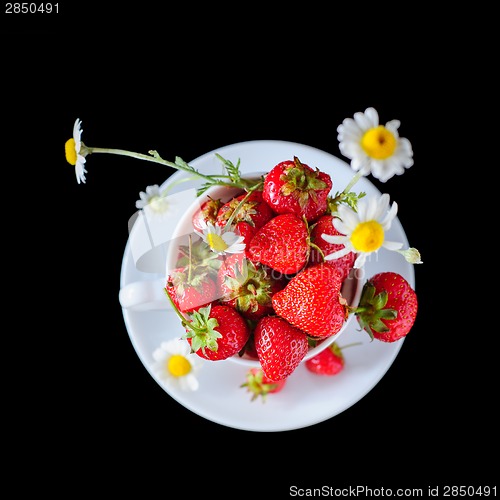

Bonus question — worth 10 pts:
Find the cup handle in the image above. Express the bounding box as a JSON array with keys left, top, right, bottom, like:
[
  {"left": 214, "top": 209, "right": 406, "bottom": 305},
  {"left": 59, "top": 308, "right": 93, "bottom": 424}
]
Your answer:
[{"left": 119, "top": 277, "right": 169, "bottom": 312}]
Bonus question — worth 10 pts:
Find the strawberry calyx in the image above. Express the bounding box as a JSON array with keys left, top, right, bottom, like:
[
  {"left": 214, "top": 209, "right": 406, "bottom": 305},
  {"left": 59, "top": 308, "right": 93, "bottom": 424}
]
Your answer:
[
  {"left": 223, "top": 182, "right": 265, "bottom": 229},
  {"left": 218, "top": 196, "right": 259, "bottom": 227},
  {"left": 221, "top": 258, "right": 275, "bottom": 314},
  {"left": 163, "top": 286, "right": 223, "bottom": 354},
  {"left": 351, "top": 281, "right": 398, "bottom": 340},
  {"left": 183, "top": 305, "right": 224, "bottom": 354},
  {"left": 241, "top": 367, "right": 283, "bottom": 402},
  {"left": 280, "top": 157, "right": 328, "bottom": 209}
]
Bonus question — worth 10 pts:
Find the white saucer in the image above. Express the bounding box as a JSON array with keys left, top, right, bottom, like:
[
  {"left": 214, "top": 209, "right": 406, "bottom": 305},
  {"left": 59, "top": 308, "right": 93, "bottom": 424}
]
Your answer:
[{"left": 120, "top": 140, "right": 414, "bottom": 432}]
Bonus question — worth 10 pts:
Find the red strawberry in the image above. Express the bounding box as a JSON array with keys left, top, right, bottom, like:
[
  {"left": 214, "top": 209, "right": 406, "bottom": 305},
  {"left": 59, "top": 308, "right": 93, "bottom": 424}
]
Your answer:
[
  {"left": 272, "top": 262, "right": 348, "bottom": 339},
  {"left": 308, "top": 214, "right": 355, "bottom": 281},
  {"left": 241, "top": 367, "right": 287, "bottom": 402},
  {"left": 247, "top": 213, "right": 310, "bottom": 275},
  {"left": 186, "top": 304, "right": 251, "bottom": 360},
  {"left": 254, "top": 315, "right": 309, "bottom": 381},
  {"left": 165, "top": 267, "right": 219, "bottom": 313},
  {"left": 216, "top": 190, "right": 274, "bottom": 231},
  {"left": 192, "top": 196, "right": 223, "bottom": 233},
  {"left": 217, "top": 253, "right": 285, "bottom": 321},
  {"left": 216, "top": 190, "right": 275, "bottom": 258},
  {"left": 262, "top": 156, "right": 332, "bottom": 222},
  {"left": 305, "top": 342, "right": 345, "bottom": 375},
  {"left": 355, "top": 271, "right": 417, "bottom": 342}
]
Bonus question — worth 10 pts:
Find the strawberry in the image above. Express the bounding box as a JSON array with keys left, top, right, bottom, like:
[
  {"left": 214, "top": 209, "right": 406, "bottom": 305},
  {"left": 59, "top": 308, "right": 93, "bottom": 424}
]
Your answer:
[
  {"left": 305, "top": 341, "right": 345, "bottom": 375},
  {"left": 241, "top": 367, "right": 287, "bottom": 402},
  {"left": 254, "top": 315, "right": 309, "bottom": 381},
  {"left": 262, "top": 156, "right": 332, "bottom": 222},
  {"left": 217, "top": 253, "right": 285, "bottom": 321},
  {"left": 165, "top": 267, "right": 219, "bottom": 313},
  {"left": 355, "top": 271, "right": 417, "bottom": 342},
  {"left": 308, "top": 214, "right": 355, "bottom": 281},
  {"left": 247, "top": 213, "right": 310, "bottom": 275},
  {"left": 216, "top": 190, "right": 274, "bottom": 231},
  {"left": 272, "top": 262, "right": 348, "bottom": 339},
  {"left": 216, "top": 190, "right": 275, "bottom": 258},
  {"left": 185, "top": 304, "right": 251, "bottom": 360},
  {"left": 192, "top": 196, "right": 223, "bottom": 233}
]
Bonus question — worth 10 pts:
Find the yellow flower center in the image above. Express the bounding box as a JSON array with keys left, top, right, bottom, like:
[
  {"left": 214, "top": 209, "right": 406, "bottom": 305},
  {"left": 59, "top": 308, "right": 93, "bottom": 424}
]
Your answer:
[
  {"left": 350, "top": 221, "right": 384, "bottom": 253},
  {"left": 207, "top": 232, "right": 228, "bottom": 252},
  {"left": 65, "top": 138, "right": 77, "bottom": 165},
  {"left": 167, "top": 354, "right": 192, "bottom": 377},
  {"left": 361, "top": 126, "right": 397, "bottom": 160}
]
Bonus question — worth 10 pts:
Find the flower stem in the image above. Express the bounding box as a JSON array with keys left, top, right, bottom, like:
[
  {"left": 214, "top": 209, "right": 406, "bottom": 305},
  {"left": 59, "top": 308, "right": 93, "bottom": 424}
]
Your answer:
[
  {"left": 83, "top": 145, "right": 255, "bottom": 191},
  {"left": 342, "top": 171, "right": 363, "bottom": 195}
]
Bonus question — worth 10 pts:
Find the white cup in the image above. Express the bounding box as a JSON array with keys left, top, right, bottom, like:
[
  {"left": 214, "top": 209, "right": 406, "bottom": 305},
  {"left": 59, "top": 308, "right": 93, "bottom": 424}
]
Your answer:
[
  {"left": 119, "top": 179, "right": 363, "bottom": 365},
  {"left": 119, "top": 276, "right": 168, "bottom": 312}
]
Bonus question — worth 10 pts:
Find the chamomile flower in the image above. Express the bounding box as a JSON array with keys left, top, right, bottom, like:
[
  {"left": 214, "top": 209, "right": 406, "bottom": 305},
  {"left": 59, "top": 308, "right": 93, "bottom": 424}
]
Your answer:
[
  {"left": 195, "top": 220, "right": 245, "bottom": 255},
  {"left": 135, "top": 184, "right": 170, "bottom": 213},
  {"left": 152, "top": 337, "right": 203, "bottom": 392},
  {"left": 338, "top": 107, "right": 413, "bottom": 182},
  {"left": 65, "top": 118, "right": 88, "bottom": 184},
  {"left": 323, "top": 193, "right": 414, "bottom": 269}
]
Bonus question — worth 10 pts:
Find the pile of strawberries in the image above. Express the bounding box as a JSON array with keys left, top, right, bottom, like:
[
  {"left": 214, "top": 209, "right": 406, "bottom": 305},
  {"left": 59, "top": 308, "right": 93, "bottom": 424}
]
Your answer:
[{"left": 165, "top": 156, "right": 418, "bottom": 383}]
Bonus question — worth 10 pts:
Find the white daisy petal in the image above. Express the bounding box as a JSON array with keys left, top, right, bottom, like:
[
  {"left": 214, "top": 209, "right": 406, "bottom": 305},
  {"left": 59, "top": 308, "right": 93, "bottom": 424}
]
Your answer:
[
  {"left": 321, "top": 233, "right": 348, "bottom": 245},
  {"left": 383, "top": 240, "right": 404, "bottom": 251},
  {"left": 338, "top": 118, "right": 362, "bottom": 138},
  {"left": 335, "top": 205, "right": 359, "bottom": 232},
  {"left": 181, "top": 375, "right": 200, "bottom": 392},
  {"left": 324, "top": 247, "right": 352, "bottom": 261},
  {"left": 381, "top": 200, "right": 398, "bottom": 229},
  {"left": 371, "top": 193, "right": 389, "bottom": 219},
  {"left": 75, "top": 158, "right": 87, "bottom": 184},
  {"left": 73, "top": 118, "right": 82, "bottom": 151},
  {"left": 364, "top": 107, "right": 380, "bottom": 127},
  {"left": 353, "top": 110, "right": 374, "bottom": 130},
  {"left": 385, "top": 119, "right": 401, "bottom": 134},
  {"left": 397, "top": 137, "right": 414, "bottom": 157},
  {"left": 353, "top": 253, "right": 367, "bottom": 268}
]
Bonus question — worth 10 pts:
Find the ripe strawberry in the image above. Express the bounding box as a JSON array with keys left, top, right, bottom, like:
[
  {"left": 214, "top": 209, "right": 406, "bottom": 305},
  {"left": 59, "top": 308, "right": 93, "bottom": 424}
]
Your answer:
[
  {"left": 192, "top": 196, "right": 223, "bottom": 233},
  {"left": 217, "top": 253, "right": 285, "bottom": 321},
  {"left": 308, "top": 214, "right": 355, "bottom": 281},
  {"left": 216, "top": 190, "right": 275, "bottom": 258},
  {"left": 254, "top": 315, "right": 309, "bottom": 381},
  {"left": 272, "top": 262, "right": 348, "bottom": 339},
  {"left": 247, "top": 213, "right": 310, "bottom": 275},
  {"left": 355, "top": 271, "right": 417, "bottom": 342},
  {"left": 216, "top": 190, "right": 274, "bottom": 231},
  {"left": 186, "top": 304, "right": 251, "bottom": 360},
  {"left": 305, "top": 342, "right": 345, "bottom": 375},
  {"left": 241, "top": 367, "right": 287, "bottom": 402},
  {"left": 262, "top": 156, "right": 332, "bottom": 222},
  {"left": 165, "top": 267, "right": 219, "bottom": 313}
]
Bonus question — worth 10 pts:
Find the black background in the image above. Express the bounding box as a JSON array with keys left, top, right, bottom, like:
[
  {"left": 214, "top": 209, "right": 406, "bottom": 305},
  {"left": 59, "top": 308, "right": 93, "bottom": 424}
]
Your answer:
[{"left": 3, "top": 7, "right": 495, "bottom": 496}]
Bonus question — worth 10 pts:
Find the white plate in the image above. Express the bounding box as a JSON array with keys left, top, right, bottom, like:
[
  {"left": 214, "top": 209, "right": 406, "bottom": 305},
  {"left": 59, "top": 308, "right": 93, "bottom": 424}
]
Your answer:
[{"left": 120, "top": 140, "right": 415, "bottom": 432}]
